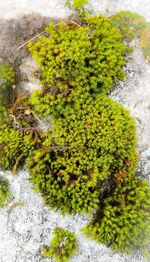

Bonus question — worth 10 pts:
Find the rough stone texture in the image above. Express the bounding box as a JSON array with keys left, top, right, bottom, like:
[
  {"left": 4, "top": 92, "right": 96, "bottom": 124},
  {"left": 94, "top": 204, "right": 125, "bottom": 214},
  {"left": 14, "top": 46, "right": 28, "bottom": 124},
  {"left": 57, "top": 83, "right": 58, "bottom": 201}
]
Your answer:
[
  {"left": 0, "top": 0, "right": 150, "bottom": 262},
  {"left": 89, "top": 0, "right": 150, "bottom": 22},
  {"left": 0, "top": 0, "right": 150, "bottom": 22},
  {"left": 0, "top": 14, "right": 53, "bottom": 60},
  {"left": 111, "top": 47, "right": 150, "bottom": 152}
]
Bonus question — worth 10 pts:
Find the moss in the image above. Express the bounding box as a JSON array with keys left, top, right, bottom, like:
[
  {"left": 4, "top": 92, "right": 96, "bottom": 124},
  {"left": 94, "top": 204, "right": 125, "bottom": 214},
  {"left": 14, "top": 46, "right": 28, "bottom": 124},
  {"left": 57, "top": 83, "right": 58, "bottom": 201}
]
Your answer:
[
  {"left": 65, "top": 0, "right": 89, "bottom": 17},
  {"left": 28, "top": 15, "right": 127, "bottom": 118},
  {"left": 42, "top": 227, "right": 77, "bottom": 262},
  {"left": 26, "top": 94, "right": 137, "bottom": 214},
  {"left": 139, "top": 23, "right": 150, "bottom": 60},
  {"left": 0, "top": 63, "right": 15, "bottom": 107},
  {"left": 0, "top": 178, "right": 11, "bottom": 208},
  {"left": 0, "top": 63, "right": 15, "bottom": 90},
  {"left": 0, "top": 125, "right": 24, "bottom": 170},
  {"left": 65, "top": 0, "right": 88, "bottom": 10},
  {"left": 82, "top": 175, "right": 150, "bottom": 257},
  {"left": 0, "top": 95, "right": 41, "bottom": 172},
  {"left": 110, "top": 11, "right": 150, "bottom": 60}
]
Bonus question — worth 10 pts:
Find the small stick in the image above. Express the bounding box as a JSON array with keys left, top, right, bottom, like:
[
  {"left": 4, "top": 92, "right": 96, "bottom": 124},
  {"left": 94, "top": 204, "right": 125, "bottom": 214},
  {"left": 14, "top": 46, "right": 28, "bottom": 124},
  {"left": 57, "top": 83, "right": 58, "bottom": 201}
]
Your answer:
[
  {"left": 70, "top": 20, "right": 81, "bottom": 27},
  {"left": 49, "top": 146, "right": 72, "bottom": 151},
  {"left": 9, "top": 114, "right": 20, "bottom": 127},
  {"left": 12, "top": 152, "right": 24, "bottom": 175},
  {"left": 17, "top": 31, "right": 45, "bottom": 50}
]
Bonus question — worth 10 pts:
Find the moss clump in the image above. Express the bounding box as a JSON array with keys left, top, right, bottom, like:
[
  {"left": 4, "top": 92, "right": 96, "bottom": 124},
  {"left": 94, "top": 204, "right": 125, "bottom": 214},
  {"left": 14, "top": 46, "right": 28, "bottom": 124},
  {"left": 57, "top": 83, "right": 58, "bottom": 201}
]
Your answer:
[
  {"left": 0, "top": 125, "right": 37, "bottom": 171},
  {"left": 82, "top": 175, "right": 150, "bottom": 256},
  {"left": 0, "top": 8, "right": 149, "bottom": 257},
  {"left": 66, "top": 0, "right": 88, "bottom": 9},
  {"left": 42, "top": 227, "right": 77, "bottom": 262},
  {"left": 27, "top": 12, "right": 150, "bottom": 255},
  {"left": 0, "top": 63, "right": 15, "bottom": 107},
  {"left": 0, "top": 125, "right": 24, "bottom": 170},
  {"left": 111, "top": 11, "right": 150, "bottom": 60},
  {"left": 0, "top": 179, "right": 11, "bottom": 208},
  {"left": 0, "top": 95, "right": 41, "bottom": 172},
  {"left": 26, "top": 94, "right": 137, "bottom": 214},
  {"left": 65, "top": 0, "right": 88, "bottom": 13},
  {"left": 28, "top": 15, "right": 127, "bottom": 117}
]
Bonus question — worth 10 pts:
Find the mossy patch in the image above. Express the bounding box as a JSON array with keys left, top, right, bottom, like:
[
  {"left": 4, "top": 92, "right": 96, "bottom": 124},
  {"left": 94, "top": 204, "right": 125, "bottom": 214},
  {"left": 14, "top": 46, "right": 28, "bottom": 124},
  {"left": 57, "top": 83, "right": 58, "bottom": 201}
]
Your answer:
[
  {"left": 26, "top": 94, "right": 137, "bottom": 214},
  {"left": 0, "top": 178, "right": 11, "bottom": 208},
  {"left": 0, "top": 63, "right": 15, "bottom": 107},
  {"left": 42, "top": 227, "right": 77, "bottom": 262},
  {"left": 0, "top": 95, "right": 41, "bottom": 172},
  {"left": 82, "top": 176, "right": 150, "bottom": 257},
  {"left": 28, "top": 15, "right": 127, "bottom": 118},
  {"left": 111, "top": 11, "right": 150, "bottom": 61}
]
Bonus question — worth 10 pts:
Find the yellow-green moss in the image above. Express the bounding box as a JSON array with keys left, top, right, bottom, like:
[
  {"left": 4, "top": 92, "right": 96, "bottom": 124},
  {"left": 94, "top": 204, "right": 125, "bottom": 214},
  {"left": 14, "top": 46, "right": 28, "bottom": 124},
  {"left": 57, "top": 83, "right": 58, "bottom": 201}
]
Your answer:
[
  {"left": 0, "top": 95, "right": 41, "bottom": 172},
  {"left": 28, "top": 15, "right": 127, "bottom": 118},
  {"left": 82, "top": 175, "right": 150, "bottom": 257},
  {"left": 0, "top": 63, "right": 15, "bottom": 107},
  {"left": 110, "top": 11, "right": 150, "bottom": 60},
  {"left": 0, "top": 178, "right": 11, "bottom": 208},
  {"left": 26, "top": 94, "right": 138, "bottom": 214},
  {"left": 42, "top": 227, "right": 77, "bottom": 262}
]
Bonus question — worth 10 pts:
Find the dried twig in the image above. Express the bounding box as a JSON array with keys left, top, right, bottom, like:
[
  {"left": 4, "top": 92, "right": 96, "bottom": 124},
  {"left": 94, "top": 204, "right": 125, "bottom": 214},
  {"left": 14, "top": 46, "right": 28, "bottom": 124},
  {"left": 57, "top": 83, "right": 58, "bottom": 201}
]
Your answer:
[
  {"left": 12, "top": 152, "right": 24, "bottom": 175},
  {"left": 49, "top": 146, "right": 72, "bottom": 151},
  {"left": 17, "top": 31, "right": 45, "bottom": 50},
  {"left": 70, "top": 20, "right": 81, "bottom": 27},
  {"left": 9, "top": 114, "right": 20, "bottom": 127}
]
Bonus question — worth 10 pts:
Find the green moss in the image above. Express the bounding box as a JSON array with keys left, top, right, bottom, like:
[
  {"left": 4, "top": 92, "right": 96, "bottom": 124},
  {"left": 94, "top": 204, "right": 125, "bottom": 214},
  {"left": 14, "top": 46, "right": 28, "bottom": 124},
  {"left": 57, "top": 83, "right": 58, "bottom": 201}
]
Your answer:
[
  {"left": 0, "top": 63, "right": 14, "bottom": 90},
  {"left": 0, "top": 63, "right": 15, "bottom": 107},
  {"left": 0, "top": 125, "right": 38, "bottom": 171},
  {"left": 0, "top": 179, "right": 11, "bottom": 208},
  {"left": 65, "top": 0, "right": 89, "bottom": 15},
  {"left": 110, "top": 11, "right": 150, "bottom": 60},
  {"left": 42, "top": 227, "right": 77, "bottom": 262},
  {"left": 0, "top": 126, "right": 24, "bottom": 170},
  {"left": 66, "top": 0, "right": 88, "bottom": 9},
  {"left": 28, "top": 15, "right": 127, "bottom": 117},
  {"left": 26, "top": 94, "right": 137, "bottom": 214},
  {"left": 0, "top": 95, "right": 41, "bottom": 172},
  {"left": 82, "top": 175, "right": 150, "bottom": 257}
]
